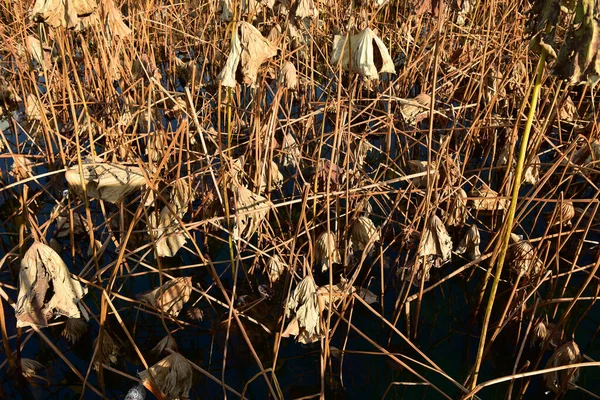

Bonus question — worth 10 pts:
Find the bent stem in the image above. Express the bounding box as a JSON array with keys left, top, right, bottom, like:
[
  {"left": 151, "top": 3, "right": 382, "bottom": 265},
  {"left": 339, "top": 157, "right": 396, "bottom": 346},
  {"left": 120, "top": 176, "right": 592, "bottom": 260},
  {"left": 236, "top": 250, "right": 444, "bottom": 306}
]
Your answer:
[{"left": 469, "top": 48, "right": 548, "bottom": 393}]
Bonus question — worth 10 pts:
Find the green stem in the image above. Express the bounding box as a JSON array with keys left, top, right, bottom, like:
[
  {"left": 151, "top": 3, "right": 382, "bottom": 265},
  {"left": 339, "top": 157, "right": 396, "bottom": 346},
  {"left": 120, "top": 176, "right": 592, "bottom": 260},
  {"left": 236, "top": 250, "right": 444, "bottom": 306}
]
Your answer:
[{"left": 469, "top": 48, "right": 548, "bottom": 392}]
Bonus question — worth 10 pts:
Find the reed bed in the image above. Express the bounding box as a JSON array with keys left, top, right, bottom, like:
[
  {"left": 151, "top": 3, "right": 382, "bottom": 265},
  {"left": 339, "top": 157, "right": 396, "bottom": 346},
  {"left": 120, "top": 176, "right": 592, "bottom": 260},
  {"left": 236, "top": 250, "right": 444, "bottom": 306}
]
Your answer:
[{"left": 0, "top": 0, "right": 599, "bottom": 398}]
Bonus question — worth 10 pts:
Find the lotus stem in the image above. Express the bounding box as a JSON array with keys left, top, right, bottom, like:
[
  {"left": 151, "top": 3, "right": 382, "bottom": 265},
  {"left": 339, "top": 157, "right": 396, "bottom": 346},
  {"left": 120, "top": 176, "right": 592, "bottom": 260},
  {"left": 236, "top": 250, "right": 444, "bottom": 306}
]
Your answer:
[{"left": 469, "top": 48, "right": 548, "bottom": 392}]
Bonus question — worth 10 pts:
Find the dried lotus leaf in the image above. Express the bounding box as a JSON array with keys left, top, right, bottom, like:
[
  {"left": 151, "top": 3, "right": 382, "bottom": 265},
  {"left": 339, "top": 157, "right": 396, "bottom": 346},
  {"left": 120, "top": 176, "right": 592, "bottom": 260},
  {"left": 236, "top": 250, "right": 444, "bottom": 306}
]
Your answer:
[
  {"left": 231, "top": 184, "right": 272, "bottom": 241},
  {"left": 16, "top": 242, "right": 87, "bottom": 327},
  {"left": 266, "top": 254, "right": 286, "bottom": 284},
  {"left": 149, "top": 204, "right": 189, "bottom": 258},
  {"left": 284, "top": 275, "right": 322, "bottom": 344},
  {"left": 456, "top": 224, "right": 481, "bottom": 260},
  {"left": 9, "top": 156, "right": 34, "bottom": 180},
  {"left": 295, "top": 0, "right": 318, "bottom": 19},
  {"left": 139, "top": 352, "right": 193, "bottom": 399},
  {"left": 65, "top": 162, "right": 146, "bottom": 204},
  {"left": 509, "top": 239, "right": 544, "bottom": 278},
  {"left": 351, "top": 216, "right": 380, "bottom": 253},
  {"left": 543, "top": 341, "right": 581, "bottom": 393},
  {"left": 171, "top": 178, "right": 195, "bottom": 217},
  {"left": 419, "top": 215, "right": 453, "bottom": 265},
  {"left": 141, "top": 277, "right": 192, "bottom": 317},
  {"left": 470, "top": 183, "right": 508, "bottom": 211},
  {"left": 445, "top": 187, "right": 468, "bottom": 228},
  {"left": 278, "top": 61, "right": 298, "bottom": 90},
  {"left": 103, "top": 0, "right": 131, "bottom": 39},
  {"left": 399, "top": 94, "right": 432, "bottom": 125},
  {"left": 31, "top": 0, "right": 98, "bottom": 29},
  {"left": 315, "top": 231, "right": 341, "bottom": 271},
  {"left": 218, "top": 22, "right": 277, "bottom": 87},
  {"left": 545, "top": 200, "right": 575, "bottom": 228},
  {"left": 331, "top": 28, "right": 396, "bottom": 83}
]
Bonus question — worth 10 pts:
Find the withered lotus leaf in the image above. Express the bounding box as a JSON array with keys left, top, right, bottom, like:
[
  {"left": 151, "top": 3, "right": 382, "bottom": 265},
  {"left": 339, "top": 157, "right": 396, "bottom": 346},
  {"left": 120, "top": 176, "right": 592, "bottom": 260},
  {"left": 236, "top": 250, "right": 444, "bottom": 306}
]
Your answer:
[
  {"left": 16, "top": 242, "right": 87, "bottom": 327},
  {"left": 141, "top": 277, "right": 192, "bottom": 317},
  {"left": 65, "top": 162, "right": 146, "bottom": 204}
]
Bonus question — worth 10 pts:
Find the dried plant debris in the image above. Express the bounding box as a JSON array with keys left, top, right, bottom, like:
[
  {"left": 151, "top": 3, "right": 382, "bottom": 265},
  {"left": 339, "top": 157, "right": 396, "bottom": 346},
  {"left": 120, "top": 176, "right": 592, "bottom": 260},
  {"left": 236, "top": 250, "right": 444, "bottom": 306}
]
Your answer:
[
  {"left": 278, "top": 61, "right": 298, "bottom": 90},
  {"left": 139, "top": 352, "right": 193, "bottom": 400},
  {"left": 141, "top": 277, "right": 192, "bottom": 318},
  {"left": 231, "top": 184, "right": 273, "bottom": 240},
  {"left": 16, "top": 242, "right": 87, "bottom": 328},
  {"left": 31, "top": 0, "right": 97, "bottom": 29},
  {"left": 151, "top": 335, "right": 178, "bottom": 356},
  {"left": 545, "top": 200, "right": 575, "bottom": 228},
  {"left": 171, "top": 179, "right": 195, "bottom": 217},
  {"left": 445, "top": 187, "right": 468, "bottom": 228},
  {"left": 9, "top": 156, "right": 34, "bottom": 181},
  {"left": 284, "top": 275, "right": 322, "bottom": 344},
  {"left": 295, "top": 0, "right": 319, "bottom": 19},
  {"left": 315, "top": 231, "right": 341, "bottom": 272},
  {"left": 351, "top": 216, "right": 380, "bottom": 254},
  {"left": 456, "top": 224, "right": 481, "bottom": 261},
  {"left": 469, "top": 183, "right": 508, "bottom": 211},
  {"left": 259, "top": 160, "right": 284, "bottom": 193},
  {"left": 93, "top": 330, "right": 121, "bottom": 370},
  {"left": 218, "top": 21, "right": 278, "bottom": 87},
  {"left": 265, "top": 254, "right": 286, "bottom": 283},
  {"left": 543, "top": 341, "right": 582, "bottom": 394},
  {"left": 508, "top": 236, "right": 544, "bottom": 279},
  {"left": 20, "top": 358, "right": 44, "bottom": 378},
  {"left": 25, "top": 94, "right": 45, "bottom": 121},
  {"left": 65, "top": 161, "right": 146, "bottom": 204},
  {"left": 331, "top": 28, "right": 395, "bottom": 85},
  {"left": 399, "top": 94, "right": 431, "bottom": 125},
  {"left": 419, "top": 215, "right": 453, "bottom": 267},
  {"left": 62, "top": 318, "right": 88, "bottom": 343},
  {"left": 408, "top": 160, "right": 436, "bottom": 188}
]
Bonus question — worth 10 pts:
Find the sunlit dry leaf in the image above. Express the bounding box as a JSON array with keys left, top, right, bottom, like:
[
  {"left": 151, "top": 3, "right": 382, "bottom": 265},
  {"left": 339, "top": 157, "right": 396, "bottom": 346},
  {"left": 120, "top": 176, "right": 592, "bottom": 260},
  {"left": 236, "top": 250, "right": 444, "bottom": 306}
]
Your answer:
[
  {"left": 25, "top": 94, "right": 45, "bottom": 121},
  {"left": 316, "top": 280, "right": 355, "bottom": 309},
  {"left": 509, "top": 237, "right": 544, "bottom": 279},
  {"left": 445, "top": 187, "right": 468, "bottom": 228},
  {"left": 266, "top": 254, "right": 286, "bottom": 284},
  {"left": 9, "top": 156, "right": 34, "bottom": 181},
  {"left": 218, "top": 22, "right": 278, "bottom": 87},
  {"left": 351, "top": 216, "right": 380, "bottom": 254},
  {"left": 284, "top": 275, "right": 322, "bottom": 344},
  {"left": 399, "top": 94, "right": 431, "bottom": 125},
  {"left": 231, "top": 184, "right": 272, "bottom": 240},
  {"left": 280, "top": 132, "right": 300, "bottom": 168},
  {"left": 139, "top": 352, "right": 193, "bottom": 399},
  {"left": 31, "top": 0, "right": 97, "bottom": 29},
  {"left": 469, "top": 183, "right": 508, "bottom": 211},
  {"left": 103, "top": 0, "right": 131, "bottom": 39},
  {"left": 543, "top": 341, "right": 581, "bottom": 393},
  {"left": 16, "top": 242, "right": 87, "bottom": 327},
  {"left": 141, "top": 277, "right": 192, "bottom": 317},
  {"left": 65, "top": 162, "right": 146, "bottom": 204},
  {"left": 55, "top": 211, "right": 89, "bottom": 238},
  {"left": 545, "top": 200, "right": 575, "bottom": 228},
  {"left": 410, "top": 0, "right": 447, "bottom": 17},
  {"left": 419, "top": 215, "right": 453, "bottom": 266},
  {"left": 149, "top": 204, "right": 189, "bottom": 257},
  {"left": 151, "top": 335, "right": 178, "bottom": 356},
  {"left": 259, "top": 160, "right": 283, "bottom": 193},
  {"left": 278, "top": 61, "right": 298, "bottom": 90},
  {"left": 16, "top": 35, "right": 51, "bottom": 67},
  {"left": 315, "top": 231, "right": 341, "bottom": 272},
  {"left": 331, "top": 28, "right": 395, "bottom": 85},
  {"left": 295, "top": 0, "right": 318, "bottom": 19},
  {"left": 456, "top": 224, "right": 481, "bottom": 261},
  {"left": 171, "top": 178, "right": 195, "bottom": 218}
]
